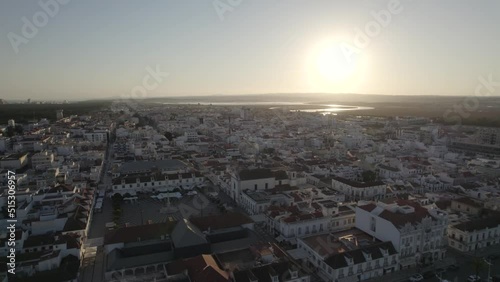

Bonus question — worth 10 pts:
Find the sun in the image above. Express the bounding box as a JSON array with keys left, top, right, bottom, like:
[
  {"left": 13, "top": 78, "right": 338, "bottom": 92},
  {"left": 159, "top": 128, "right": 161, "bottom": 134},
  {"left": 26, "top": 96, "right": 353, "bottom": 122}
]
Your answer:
[
  {"left": 306, "top": 38, "right": 365, "bottom": 92},
  {"left": 315, "top": 42, "right": 355, "bottom": 82}
]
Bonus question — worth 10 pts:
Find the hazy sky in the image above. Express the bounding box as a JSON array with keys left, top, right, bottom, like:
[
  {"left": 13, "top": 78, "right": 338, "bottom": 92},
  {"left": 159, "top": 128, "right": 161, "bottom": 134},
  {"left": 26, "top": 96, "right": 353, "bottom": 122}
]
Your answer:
[{"left": 1, "top": 0, "right": 499, "bottom": 100}]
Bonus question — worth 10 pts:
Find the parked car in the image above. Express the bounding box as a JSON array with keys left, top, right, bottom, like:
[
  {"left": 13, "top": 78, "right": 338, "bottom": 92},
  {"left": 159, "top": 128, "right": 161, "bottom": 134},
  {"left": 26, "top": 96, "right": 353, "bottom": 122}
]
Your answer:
[
  {"left": 410, "top": 273, "right": 424, "bottom": 282},
  {"left": 467, "top": 275, "right": 481, "bottom": 282}
]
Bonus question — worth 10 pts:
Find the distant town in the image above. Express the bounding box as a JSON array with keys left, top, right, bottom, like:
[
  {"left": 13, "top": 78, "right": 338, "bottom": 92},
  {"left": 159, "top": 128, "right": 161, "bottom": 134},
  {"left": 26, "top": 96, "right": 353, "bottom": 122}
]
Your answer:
[{"left": 0, "top": 99, "right": 498, "bottom": 282}]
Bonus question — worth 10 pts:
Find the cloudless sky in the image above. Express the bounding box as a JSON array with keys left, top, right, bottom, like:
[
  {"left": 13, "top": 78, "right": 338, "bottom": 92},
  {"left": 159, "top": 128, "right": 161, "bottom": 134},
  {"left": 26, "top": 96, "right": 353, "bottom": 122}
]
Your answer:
[{"left": 1, "top": 0, "right": 499, "bottom": 100}]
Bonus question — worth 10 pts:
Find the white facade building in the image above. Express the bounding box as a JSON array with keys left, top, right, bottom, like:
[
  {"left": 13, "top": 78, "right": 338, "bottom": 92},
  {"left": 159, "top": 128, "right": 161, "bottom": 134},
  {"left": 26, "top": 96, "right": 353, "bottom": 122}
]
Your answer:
[
  {"left": 31, "top": 150, "right": 55, "bottom": 170},
  {"left": 297, "top": 230, "right": 399, "bottom": 281},
  {"left": 331, "top": 176, "right": 386, "bottom": 201},
  {"left": 231, "top": 168, "right": 276, "bottom": 202},
  {"left": 447, "top": 217, "right": 500, "bottom": 252},
  {"left": 356, "top": 199, "right": 448, "bottom": 268}
]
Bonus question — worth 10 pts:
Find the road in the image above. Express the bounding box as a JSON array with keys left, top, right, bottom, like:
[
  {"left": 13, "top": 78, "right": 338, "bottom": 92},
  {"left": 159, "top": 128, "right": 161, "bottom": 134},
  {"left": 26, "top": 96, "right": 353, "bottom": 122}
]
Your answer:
[{"left": 366, "top": 246, "right": 500, "bottom": 282}]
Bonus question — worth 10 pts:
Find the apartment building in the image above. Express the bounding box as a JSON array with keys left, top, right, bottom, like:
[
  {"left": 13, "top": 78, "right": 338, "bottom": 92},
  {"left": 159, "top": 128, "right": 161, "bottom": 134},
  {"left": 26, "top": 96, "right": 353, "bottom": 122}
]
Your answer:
[
  {"left": 356, "top": 199, "right": 448, "bottom": 268},
  {"left": 331, "top": 176, "right": 386, "bottom": 201},
  {"left": 31, "top": 150, "right": 55, "bottom": 170},
  {"left": 266, "top": 204, "right": 356, "bottom": 242},
  {"left": 447, "top": 216, "right": 500, "bottom": 252},
  {"left": 297, "top": 228, "right": 399, "bottom": 281},
  {"left": 231, "top": 168, "right": 276, "bottom": 202}
]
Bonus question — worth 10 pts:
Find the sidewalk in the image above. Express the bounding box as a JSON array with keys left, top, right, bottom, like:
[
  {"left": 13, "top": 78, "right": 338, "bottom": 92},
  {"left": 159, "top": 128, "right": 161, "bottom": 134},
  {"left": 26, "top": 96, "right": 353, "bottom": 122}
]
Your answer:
[
  {"left": 462, "top": 244, "right": 500, "bottom": 258},
  {"left": 363, "top": 257, "right": 456, "bottom": 282}
]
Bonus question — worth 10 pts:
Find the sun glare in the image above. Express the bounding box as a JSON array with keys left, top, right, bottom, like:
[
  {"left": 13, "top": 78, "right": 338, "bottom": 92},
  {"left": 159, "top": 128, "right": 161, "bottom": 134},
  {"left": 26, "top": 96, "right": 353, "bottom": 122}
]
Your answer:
[
  {"left": 307, "top": 38, "right": 366, "bottom": 93},
  {"left": 316, "top": 42, "right": 355, "bottom": 82}
]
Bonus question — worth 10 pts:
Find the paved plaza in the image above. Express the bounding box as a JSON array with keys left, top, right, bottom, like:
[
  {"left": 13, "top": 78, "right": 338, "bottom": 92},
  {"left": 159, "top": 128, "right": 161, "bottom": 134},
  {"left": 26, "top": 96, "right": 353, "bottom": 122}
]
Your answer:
[{"left": 88, "top": 192, "right": 222, "bottom": 239}]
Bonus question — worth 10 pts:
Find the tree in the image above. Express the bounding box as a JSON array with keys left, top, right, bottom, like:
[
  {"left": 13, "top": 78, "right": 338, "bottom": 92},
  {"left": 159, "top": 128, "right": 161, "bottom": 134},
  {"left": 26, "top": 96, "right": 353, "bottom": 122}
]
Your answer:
[
  {"left": 164, "top": 132, "right": 173, "bottom": 141},
  {"left": 472, "top": 257, "right": 486, "bottom": 278},
  {"left": 262, "top": 148, "right": 275, "bottom": 155},
  {"left": 4, "top": 125, "right": 22, "bottom": 137},
  {"left": 362, "top": 171, "right": 377, "bottom": 182}
]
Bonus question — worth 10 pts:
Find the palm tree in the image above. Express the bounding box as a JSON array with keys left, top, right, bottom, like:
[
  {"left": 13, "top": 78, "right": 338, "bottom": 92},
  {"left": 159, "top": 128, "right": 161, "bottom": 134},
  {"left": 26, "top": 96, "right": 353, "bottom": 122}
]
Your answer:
[{"left": 471, "top": 257, "right": 486, "bottom": 278}]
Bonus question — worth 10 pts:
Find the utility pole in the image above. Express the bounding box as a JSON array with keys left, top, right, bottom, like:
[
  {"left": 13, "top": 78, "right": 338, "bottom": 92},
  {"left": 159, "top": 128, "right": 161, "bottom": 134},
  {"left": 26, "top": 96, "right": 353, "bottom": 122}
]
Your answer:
[{"left": 484, "top": 258, "right": 492, "bottom": 282}]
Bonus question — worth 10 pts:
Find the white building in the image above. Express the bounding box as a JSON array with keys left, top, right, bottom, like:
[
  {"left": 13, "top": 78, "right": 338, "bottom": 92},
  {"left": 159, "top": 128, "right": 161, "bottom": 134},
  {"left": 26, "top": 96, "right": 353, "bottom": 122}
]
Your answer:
[
  {"left": 84, "top": 130, "right": 108, "bottom": 143},
  {"left": 356, "top": 199, "right": 448, "bottom": 269},
  {"left": 231, "top": 168, "right": 276, "bottom": 202},
  {"left": 331, "top": 176, "right": 386, "bottom": 201},
  {"left": 297, "top": 229, "right": 399, "bottom": 282},
  {"left": 266, "top": 204, "right": 356, "bottom": 242},
  {"left": 111, "top": 172, "right": 204, "bottom": 196},
  {"left": 31, "top": 150, "right": 55, "bottom": 170},
  {"left": 240, "top": 190, "right": 293, "bottom": 215},
  {"left": 447, "top": 216, "right": 500, "bottom": 252}
]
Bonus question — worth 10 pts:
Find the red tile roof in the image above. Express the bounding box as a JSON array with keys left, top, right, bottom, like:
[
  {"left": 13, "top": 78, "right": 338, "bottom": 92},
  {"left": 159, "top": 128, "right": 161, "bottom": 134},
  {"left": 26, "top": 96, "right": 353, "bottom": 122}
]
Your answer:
[
  {"left": 358, "top": 203, "right": 377, "bottom": 212},
  {"left": 379, "top": 200, "right": 431, "bottom": 227}
]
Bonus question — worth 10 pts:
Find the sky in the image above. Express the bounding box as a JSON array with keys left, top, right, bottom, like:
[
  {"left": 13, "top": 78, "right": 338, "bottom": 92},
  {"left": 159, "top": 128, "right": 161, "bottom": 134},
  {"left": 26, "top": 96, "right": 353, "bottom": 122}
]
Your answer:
[{"left": 1, "top": 0, "right": 499, "bottom": 101}]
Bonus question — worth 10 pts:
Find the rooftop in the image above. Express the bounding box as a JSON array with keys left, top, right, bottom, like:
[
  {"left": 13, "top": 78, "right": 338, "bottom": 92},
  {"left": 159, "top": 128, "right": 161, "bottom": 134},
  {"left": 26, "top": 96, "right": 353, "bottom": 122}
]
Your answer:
[
  {"left": 118, "top": 159, "right": 186, "bottom": 174},
  {"left": 332, "top": 176, "right": 385, "bottom": 188},
  {"left": 239, "top": 168, "right": 274, "bottom": 181},
  {"left": 454, "top": 216, "right": 500, "bottom": 232},
  {"left": 190, "top": 212, "right": 253, "bottom": 232}
]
